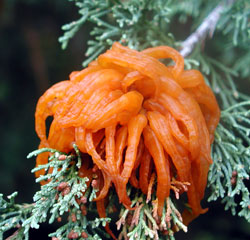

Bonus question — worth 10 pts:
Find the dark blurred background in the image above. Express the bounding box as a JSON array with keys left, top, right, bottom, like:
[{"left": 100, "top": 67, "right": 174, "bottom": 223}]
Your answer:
[{"left": 0, "top": 1, "right": 249, "bottom": 239}]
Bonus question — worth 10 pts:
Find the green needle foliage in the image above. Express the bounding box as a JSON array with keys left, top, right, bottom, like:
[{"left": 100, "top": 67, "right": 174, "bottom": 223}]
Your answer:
[
  {"left": 59, "top": 0, "right": 175, "bottom": 66},
  {"left": 217, "top": 0, "right": 250, "bottom": 46},
  {"left": 1, "top": 147, "right": 188, "bottom": 240},
  {"left": 1, "top": 147, "right": 112, "bottom": 240},
  {"left": 209, "top": 101, "right": 250, "bottom": 221},
  {"left": 1, "top": 0, "right": 250, "bottom": 239},
  {"left": 116, "top": 192, "right": 188, "bottom": 240},
  {"left": 0, "top": 192, "right": 33, "bottom": 240}
]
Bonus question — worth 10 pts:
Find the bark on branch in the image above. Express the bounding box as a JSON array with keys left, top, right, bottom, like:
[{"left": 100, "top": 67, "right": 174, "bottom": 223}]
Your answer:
[{"left": 180, "top": 1, "right": 233, "bottom": 57}]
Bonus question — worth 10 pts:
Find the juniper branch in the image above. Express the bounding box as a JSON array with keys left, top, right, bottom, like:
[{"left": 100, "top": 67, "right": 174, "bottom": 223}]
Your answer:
[
  {"left": 208, "top": 100, "right": 250, "bottom": 221},
  {"left": 1, "top": 148, "right": 112, "bottom": 240},
  {"left": 116, "top": 191, "right": 187, "bottom": 240}
]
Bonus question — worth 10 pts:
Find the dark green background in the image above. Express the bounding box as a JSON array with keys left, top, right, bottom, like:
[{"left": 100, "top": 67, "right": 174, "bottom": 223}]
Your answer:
[{"left": 0, "top": 1, "right": 249, "bottom": 239}]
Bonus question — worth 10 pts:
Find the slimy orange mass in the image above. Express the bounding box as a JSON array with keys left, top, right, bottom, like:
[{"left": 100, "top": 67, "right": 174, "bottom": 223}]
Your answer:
[{"left": 35, "top": 42, "right": 220, "bottom": 237}]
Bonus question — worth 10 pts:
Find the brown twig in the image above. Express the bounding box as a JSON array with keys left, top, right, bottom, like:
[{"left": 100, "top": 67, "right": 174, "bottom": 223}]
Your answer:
[
  {"left": 180, "top": 1, "right": 234, "bottom": 57},
  {"left": 146, "top": 172, "right": 156, "bottom": 203},
  {"left": 131, "top": 203, "right": 144, "bottom": 227},
  {"left": 170, "top": 179, "right": 190, "bottom": 199},
  {"left": 6, "top": 225, "right": 21, "bottom": 240},
  {"left": 165, "top": 198, "right": 172, "bottom": 229}
]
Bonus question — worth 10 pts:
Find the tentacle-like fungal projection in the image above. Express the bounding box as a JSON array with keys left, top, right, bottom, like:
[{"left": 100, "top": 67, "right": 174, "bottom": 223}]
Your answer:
[{"left": 35, "top": 42, "right": 220, "bottom": 237}]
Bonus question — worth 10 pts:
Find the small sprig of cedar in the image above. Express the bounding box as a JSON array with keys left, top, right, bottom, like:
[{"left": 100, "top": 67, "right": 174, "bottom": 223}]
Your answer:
[
  {"left": 2, "top": 146, "right": 189, "bottom": 240},
  {"left": 1, "top": 147, "right": 112, "bottom": 240},
  {"left": 116, "top": 177, "right": 189, "bottom": 240}
]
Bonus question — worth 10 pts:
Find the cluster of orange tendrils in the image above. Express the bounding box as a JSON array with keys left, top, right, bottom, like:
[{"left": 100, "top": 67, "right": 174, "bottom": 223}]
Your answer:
[{"left": 35, "top": 42, "right": 220, "bottom": 237}]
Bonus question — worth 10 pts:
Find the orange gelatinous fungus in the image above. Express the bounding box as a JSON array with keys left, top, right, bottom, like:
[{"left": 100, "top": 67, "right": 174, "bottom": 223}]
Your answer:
[
  {"left": 143, "top": 125, "right": 171, "bottom": 216},
  {"left": 139, "top": 148, "right": 153, "bottom": 195},
  {"left": 34, "top": 42, "right": 220, "bottom": 238}
]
